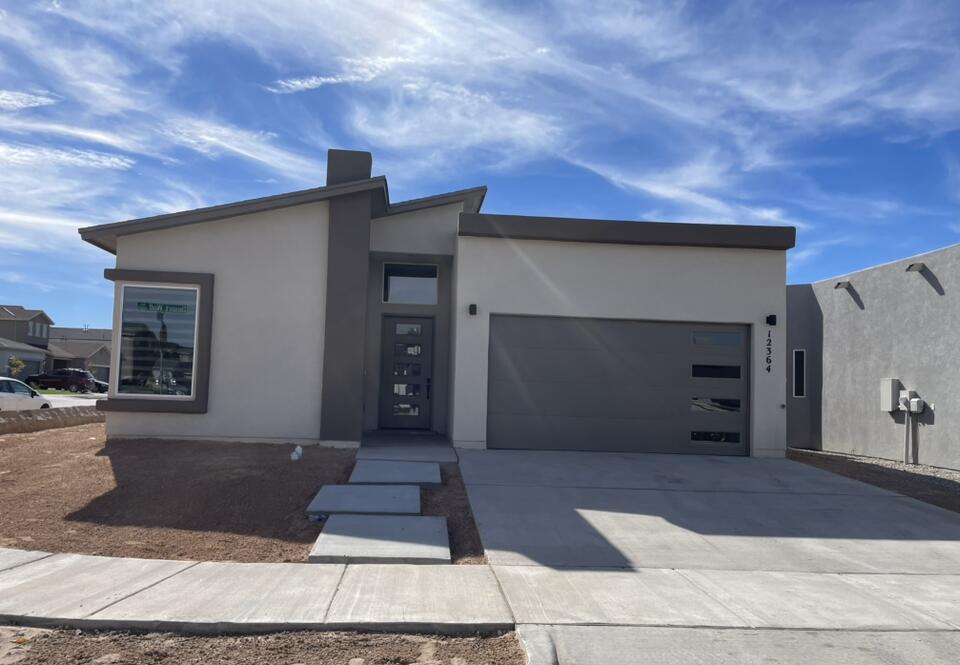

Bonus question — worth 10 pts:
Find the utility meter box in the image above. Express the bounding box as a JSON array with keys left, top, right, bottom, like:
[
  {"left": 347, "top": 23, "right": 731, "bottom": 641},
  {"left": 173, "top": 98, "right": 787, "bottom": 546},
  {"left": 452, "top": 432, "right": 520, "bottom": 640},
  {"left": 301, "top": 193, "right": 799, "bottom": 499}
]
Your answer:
[
  {"left": 880, "top": 378, "right": 899, "bottom": 412},
  {"left": 910, "top": 398, "right": 925, "bottom": 414}
]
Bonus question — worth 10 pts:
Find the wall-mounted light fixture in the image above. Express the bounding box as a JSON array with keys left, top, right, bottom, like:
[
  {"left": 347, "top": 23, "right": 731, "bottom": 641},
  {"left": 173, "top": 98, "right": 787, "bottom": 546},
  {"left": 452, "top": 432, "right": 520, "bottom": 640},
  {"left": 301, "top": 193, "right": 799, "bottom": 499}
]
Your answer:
[
  {"left": 765, "top": 314, "right": 777, "bottom": 326},
  {"left": 834, "top": 280, "right": 852, "bottom": 290},
  {"left": 468, "top": 303, "right": 478, "bottom": 316},
  {"left": 905, "top": 262, "right": 926, "bottom": 273}
]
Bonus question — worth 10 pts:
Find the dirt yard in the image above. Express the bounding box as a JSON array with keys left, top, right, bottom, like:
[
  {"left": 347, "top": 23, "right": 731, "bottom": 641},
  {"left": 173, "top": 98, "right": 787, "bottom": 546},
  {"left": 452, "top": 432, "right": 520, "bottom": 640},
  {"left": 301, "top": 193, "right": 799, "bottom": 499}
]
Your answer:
[
  {"left": 0, "top": 424, "right": 484, "bottom": 563},
  {"left": 0, "top": 626, "right": 525, "bottom": 665},
  {"left": 788, "top": 448, "right": 960, "bottom": 514}
]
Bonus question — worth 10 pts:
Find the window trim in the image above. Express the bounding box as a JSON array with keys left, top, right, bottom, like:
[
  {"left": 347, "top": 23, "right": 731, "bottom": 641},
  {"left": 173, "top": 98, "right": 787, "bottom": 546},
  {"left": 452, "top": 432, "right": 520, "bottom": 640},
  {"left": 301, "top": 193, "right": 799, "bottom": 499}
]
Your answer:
[
  {"left": 381, "top": 262, "right": 439, "bottom": 305},
  {"left": 792, "top": 348, "right": 806, "bottom": 398},
  {"left": 99, "top": 269, "right": 214, "bottom": 414}
]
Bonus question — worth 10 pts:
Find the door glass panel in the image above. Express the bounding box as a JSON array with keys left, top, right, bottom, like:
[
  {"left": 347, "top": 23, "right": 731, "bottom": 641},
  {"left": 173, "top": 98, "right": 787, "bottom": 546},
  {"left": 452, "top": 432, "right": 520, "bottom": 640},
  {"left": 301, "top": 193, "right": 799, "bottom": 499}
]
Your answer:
[
  {"left": 393, "top": 363, "right": 422, "bottom": 377},
  {"left": 393, "top": 403, "right": 420, "bottom": 416},
  {"left": 692, "top": 364, "right": 741, "bottom": 379},
  {"left": 691, "top": 431, "right": 741, "bottom": 443},
  {"left": 692, "top": 332, "right": 742, "bottom": 346},
  {"left": 690, "top": 397, "right": 741, "bottom": 413},
  {"left": 395, "top": 343, "right": 422, "bottom": 357},
  {"left": 393, "top": 383, "right": 421, "bottom": 397},
  {"left": 395, "top": 323, "right": 422, "bottom": 336}
]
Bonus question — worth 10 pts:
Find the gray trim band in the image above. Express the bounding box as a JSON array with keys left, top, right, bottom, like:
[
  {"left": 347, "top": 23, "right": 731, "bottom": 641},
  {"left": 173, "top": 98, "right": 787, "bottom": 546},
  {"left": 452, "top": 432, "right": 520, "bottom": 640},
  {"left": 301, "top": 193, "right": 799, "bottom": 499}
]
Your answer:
[
  {"left": 98, "top": 269, "right": 214, "bottom": 414},
  {"left": 458, "top": 213, "right": 796, "bottom": 250}
]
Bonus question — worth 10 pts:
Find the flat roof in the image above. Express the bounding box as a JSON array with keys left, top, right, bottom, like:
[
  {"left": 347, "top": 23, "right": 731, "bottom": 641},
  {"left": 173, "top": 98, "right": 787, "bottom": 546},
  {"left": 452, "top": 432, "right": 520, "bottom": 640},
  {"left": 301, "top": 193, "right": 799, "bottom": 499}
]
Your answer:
[{"left": 458, "top": 213, "right": 796, "bottom": 251}]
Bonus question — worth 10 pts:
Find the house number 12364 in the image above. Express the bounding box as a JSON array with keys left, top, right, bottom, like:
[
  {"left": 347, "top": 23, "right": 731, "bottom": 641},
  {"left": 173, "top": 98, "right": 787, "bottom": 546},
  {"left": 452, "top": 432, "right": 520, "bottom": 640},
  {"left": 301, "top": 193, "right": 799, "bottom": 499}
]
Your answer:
[{"left": 765, "top": 329, "right": 773, "bottom": 373}]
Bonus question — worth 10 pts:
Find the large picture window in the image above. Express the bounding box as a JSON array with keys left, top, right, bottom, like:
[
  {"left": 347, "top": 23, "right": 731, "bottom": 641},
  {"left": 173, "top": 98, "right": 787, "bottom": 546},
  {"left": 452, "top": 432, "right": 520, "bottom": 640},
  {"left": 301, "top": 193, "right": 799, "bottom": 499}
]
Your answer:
[{"left": 117, "top": 285, "right": 198, "bottom": 397}]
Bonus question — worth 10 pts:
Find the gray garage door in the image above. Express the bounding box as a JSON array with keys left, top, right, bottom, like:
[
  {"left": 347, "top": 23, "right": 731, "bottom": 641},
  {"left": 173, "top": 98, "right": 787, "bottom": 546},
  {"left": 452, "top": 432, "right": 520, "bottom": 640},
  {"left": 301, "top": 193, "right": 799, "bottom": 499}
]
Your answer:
[{"left": 487, "top": 315, "right": 750, "bottom": 455}]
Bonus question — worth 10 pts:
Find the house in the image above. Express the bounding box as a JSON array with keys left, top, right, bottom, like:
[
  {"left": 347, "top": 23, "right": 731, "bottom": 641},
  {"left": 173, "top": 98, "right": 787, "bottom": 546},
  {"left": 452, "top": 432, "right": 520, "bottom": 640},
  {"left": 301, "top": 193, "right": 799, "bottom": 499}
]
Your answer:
[
  {"left": 78, "top": 149, "right": 795, "bottom": 456},
  {"left": 787, "top": 243, "right": 960, "bottom": 470},
  {"left": 48, "top": 327, "right": 113, "bottom": 381},
  {"left": 0, "top": 305, "right": 54, "bottom": 377}
]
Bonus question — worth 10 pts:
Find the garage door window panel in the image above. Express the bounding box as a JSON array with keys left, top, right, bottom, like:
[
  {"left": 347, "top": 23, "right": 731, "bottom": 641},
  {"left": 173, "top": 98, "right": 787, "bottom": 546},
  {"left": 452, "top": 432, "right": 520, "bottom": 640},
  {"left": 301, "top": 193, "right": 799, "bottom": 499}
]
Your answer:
[{"left": 692, "top": 364, "right": 741, "bottom": 379}]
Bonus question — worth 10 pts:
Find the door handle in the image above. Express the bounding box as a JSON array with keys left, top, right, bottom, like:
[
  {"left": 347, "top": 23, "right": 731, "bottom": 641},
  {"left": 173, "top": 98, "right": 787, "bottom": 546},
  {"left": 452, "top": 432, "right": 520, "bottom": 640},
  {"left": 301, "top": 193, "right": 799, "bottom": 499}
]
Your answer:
[{"left": 426, "top": 378, "right": 432, "bottom": 400}]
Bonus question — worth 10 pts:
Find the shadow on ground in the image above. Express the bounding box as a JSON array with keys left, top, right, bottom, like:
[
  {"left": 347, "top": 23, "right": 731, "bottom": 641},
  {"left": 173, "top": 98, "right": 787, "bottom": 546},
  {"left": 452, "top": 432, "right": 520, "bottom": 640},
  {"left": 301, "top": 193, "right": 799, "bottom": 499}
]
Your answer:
[{"left": 67, "top": 438, "right": 355, "bottom": 543}]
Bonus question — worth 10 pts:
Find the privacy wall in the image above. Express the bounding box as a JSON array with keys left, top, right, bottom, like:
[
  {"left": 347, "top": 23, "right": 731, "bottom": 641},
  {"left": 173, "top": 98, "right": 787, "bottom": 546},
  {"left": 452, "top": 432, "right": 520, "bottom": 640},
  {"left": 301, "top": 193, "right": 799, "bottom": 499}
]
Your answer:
[{"left": 787, "top": 243, "right": 960, "bottom": 470}]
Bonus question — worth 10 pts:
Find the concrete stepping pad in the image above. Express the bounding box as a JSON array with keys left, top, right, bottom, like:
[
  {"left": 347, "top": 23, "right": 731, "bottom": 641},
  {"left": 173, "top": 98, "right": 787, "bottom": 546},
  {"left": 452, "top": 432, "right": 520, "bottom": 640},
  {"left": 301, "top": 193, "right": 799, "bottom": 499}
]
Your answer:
[
  {"left": 357, "top": 445, "right": 458, "bottom": 463},
  {"left": 306, "top": 485, "right": 420, "bottom": 517},
  {"left": 309, "top": 515, "right": 451, "bottom": 564},
  {"left": 349, "top": 460, "right": 441, "bottom": 486}
]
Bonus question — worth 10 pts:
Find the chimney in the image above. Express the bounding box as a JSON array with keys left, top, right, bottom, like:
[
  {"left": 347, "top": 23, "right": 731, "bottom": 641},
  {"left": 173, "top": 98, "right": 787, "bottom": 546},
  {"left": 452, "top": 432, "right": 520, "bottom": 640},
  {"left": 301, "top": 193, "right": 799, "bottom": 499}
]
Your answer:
[{"left": 326, "top": 149, "right": 372, "bottom": 186}]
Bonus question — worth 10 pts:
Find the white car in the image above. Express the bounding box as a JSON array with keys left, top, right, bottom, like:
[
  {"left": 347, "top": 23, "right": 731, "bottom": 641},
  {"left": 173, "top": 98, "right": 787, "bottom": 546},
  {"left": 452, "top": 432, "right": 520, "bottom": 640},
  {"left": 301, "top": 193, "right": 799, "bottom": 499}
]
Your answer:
[{"left": 0, "top": 376, "right": 52, "bottom": 411}]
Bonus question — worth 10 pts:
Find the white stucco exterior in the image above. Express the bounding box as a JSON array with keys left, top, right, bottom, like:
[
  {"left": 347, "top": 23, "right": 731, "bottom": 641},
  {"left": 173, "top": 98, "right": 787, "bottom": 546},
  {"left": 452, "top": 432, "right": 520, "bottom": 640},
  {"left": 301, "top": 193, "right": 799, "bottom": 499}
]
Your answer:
[
  {"left": 106, "top": 202, "right": 330, "bottom": 443},
  {"left": 450, "top": 236, "right": 788, "bottom": 456}
]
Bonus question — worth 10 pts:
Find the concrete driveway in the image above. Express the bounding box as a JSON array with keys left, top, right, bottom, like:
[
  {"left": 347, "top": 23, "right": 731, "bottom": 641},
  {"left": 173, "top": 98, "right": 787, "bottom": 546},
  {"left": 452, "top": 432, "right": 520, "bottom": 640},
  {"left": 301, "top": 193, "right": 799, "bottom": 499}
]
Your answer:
[{"left": 459, "top": 449, "right": 960, "bottom": 664}]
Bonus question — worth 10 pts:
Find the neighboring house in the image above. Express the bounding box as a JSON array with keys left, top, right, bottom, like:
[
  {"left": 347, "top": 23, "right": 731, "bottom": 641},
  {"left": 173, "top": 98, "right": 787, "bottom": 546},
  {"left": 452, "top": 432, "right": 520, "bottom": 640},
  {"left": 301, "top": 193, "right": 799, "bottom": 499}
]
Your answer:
[
  {"left": 787, "top": 243, "right": 960, "bottom": 471},
  {"left": 0, "top": 305, "right": 54, "bottom": 376},
  {"left": 0, "top": 336, "right": 47, "bottom": 379},
  {"left": 79, "top": 149, "right": 795, "bottom": 456},
  {"left": 49, "top": 327, "right": 113, "bottom": 381}
]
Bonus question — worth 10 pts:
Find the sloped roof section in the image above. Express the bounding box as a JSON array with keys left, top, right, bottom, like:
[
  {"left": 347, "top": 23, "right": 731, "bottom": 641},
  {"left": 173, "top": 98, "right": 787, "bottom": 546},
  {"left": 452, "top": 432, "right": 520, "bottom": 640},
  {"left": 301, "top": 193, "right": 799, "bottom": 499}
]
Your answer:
[
  {"left": 0, "top": 305, "right": 54, "bottom": 324},
  {"left": 0, "top": 336, "right": 47, "bottom": 355},
  {"left": 78, "top": 176, "right": 487, "bottom": 254}
]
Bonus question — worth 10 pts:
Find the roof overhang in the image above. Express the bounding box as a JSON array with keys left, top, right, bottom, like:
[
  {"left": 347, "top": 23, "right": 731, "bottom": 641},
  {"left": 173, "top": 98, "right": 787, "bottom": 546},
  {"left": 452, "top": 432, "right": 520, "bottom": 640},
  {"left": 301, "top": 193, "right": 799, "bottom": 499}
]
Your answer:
[{"left": 458, "top": 213, "right": 796, "bottom": 251}]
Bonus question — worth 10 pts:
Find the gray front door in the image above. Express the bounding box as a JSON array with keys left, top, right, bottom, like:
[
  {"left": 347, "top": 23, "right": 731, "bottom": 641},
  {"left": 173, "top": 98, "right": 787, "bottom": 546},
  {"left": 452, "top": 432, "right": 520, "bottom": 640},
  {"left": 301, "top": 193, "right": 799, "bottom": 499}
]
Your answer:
[
  {"left": 487, "top": 315, "right": 750, "bottom": 454},
  {"left": 379, "top": 316, "right": 433, "bottom": 429}
]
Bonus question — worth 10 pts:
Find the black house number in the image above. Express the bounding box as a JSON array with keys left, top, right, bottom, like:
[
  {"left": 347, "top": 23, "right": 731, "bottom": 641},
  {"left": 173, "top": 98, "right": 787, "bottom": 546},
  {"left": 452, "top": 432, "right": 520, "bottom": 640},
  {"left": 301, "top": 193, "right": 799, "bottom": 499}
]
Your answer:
[{"left": 765, "top": 329, "right": 773, "bottom": 373}]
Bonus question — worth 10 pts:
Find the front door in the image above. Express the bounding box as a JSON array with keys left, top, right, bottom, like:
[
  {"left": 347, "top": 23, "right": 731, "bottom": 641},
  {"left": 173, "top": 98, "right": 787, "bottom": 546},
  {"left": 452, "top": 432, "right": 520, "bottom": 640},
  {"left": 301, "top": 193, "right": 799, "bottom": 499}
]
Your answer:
[{"left": 379, "top": 316, "right": 433, "bottom": 429}]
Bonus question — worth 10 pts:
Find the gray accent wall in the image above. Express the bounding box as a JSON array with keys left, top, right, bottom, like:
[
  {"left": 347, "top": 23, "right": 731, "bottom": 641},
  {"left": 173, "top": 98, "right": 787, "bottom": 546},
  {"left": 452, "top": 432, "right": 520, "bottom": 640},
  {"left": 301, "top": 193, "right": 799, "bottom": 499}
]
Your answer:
[
  {"left": 785, "top": 285, "right": 822, "bottom": 449},
  {"left": 362, "top": 254, "right": 453, "bottom": 434},
  {"left": 320, "top": 191, "right": 373, "bottom": 442},
  {"left": 787, "top": 243, "right": 960, "bottom": 469}
]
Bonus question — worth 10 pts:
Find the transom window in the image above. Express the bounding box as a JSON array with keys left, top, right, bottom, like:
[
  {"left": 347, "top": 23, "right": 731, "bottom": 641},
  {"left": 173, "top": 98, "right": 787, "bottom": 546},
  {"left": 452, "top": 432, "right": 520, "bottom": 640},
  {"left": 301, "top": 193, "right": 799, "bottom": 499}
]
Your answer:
[
  {"left": 117, "top": 285, "right": 198, "bottom": 397},
  {"left": 383, "top": 264, "right": 438, "bottom": 305}
]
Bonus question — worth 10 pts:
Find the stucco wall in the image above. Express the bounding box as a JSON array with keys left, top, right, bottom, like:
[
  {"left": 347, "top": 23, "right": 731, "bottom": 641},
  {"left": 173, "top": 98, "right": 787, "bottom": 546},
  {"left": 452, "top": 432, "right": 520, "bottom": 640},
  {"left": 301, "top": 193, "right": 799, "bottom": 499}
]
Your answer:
[
  {"left": 106, "top": 202, "right": 330, "bottom": 442},
  {"left": 789, "top": 243, "right": 960, "bottom": 469},
  {"left": 451, "top": 236, "right": 788, "bottom": 456},
  {"left": 370, "top": 203, "right": 463, "bottom": 256}
]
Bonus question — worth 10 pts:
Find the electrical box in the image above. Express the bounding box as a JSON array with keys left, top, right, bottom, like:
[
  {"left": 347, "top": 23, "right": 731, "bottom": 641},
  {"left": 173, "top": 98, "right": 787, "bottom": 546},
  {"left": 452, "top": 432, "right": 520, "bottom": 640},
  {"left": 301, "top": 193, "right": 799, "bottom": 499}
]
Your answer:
[
  {"left": 880, "top": 378, "right": 899, "bottom": 412},
  {"left": 910, "top": 398, "right": 925, "bottom": 414}
]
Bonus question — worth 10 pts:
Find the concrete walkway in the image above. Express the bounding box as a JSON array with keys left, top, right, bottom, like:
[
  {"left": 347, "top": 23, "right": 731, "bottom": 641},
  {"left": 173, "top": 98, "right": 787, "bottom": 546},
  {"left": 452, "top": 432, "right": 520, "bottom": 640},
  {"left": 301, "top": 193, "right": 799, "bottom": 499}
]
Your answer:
[{"left": 0, "top": 550, "right": 510, "bottom": 633}]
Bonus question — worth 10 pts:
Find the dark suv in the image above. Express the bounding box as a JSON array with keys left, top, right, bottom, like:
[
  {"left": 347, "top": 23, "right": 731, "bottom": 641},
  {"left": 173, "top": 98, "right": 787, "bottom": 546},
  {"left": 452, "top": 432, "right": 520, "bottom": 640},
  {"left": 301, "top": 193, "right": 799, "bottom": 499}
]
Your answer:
[{"left": 26, "top": 368, "right": 96, "bottom": 393}]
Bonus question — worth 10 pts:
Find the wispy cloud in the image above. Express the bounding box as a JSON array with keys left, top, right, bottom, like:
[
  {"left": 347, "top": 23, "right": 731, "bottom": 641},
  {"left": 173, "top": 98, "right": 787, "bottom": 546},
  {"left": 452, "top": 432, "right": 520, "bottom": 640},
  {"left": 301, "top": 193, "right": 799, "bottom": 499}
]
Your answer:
[
  {"left": 0, "top": 142, "right": 134, "bottom": 169},
  {"left": 0, "top": 89, "right": 58, "bottom": 111}
]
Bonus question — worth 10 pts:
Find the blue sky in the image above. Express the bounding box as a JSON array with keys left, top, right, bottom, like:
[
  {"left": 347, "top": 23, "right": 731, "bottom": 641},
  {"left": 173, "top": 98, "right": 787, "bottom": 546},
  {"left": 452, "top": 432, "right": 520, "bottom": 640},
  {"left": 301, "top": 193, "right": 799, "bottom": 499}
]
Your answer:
[{"left": 1, "top": 0, "right": 959, "bottom": 329}]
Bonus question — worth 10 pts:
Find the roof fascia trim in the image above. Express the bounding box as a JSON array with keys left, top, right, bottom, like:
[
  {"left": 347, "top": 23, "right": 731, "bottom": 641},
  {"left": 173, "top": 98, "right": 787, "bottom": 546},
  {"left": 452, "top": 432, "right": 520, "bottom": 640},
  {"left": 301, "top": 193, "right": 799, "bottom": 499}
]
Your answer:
[{"left": 457, "top": 213, "right": 796, "bottom": 251}]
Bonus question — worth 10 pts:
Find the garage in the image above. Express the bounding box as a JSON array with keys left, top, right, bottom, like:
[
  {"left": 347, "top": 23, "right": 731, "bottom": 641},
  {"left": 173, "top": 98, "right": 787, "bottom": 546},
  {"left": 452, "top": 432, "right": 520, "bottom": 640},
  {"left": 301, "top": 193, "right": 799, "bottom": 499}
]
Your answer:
[{"left": 487, "top": 315, "right": 750, "bottom": 454}]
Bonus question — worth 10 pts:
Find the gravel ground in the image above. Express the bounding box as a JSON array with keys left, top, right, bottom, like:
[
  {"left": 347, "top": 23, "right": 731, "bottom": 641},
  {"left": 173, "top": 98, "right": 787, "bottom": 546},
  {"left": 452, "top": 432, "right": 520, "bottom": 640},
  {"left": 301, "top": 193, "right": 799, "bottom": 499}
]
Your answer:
[
  {"left": 788, "top": 448, "right": 960, "bottom": 513},
  {"left": 0, "top": 626, "right": 525, "bottom": 665},
  {"left": 0, "top": 423, "right": 485, "bottom": 563}
]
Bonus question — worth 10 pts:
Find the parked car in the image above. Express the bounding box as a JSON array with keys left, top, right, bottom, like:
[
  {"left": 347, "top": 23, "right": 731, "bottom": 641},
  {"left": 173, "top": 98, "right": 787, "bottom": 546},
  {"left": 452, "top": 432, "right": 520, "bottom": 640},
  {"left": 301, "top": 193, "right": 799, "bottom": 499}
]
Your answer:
[
  {"left": 0, "top": 377, "right": 51, "bottom": 411},
  {"left": 93, "top": 379, "right": 108, "bottom": 393},
  {"left": 25, "top": 368, "right": 96, "bottom": 393}
]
